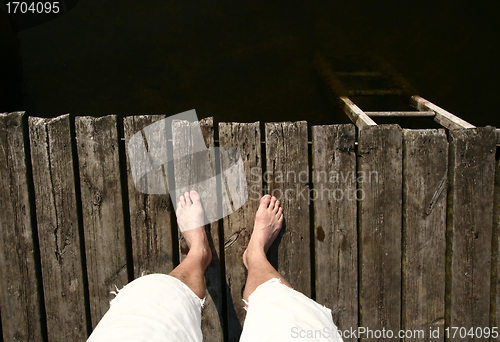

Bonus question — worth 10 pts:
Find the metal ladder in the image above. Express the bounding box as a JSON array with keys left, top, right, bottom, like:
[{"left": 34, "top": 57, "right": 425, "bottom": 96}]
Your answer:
[{"left": 314, "top": 53, "right": 476, "bottom": 130}]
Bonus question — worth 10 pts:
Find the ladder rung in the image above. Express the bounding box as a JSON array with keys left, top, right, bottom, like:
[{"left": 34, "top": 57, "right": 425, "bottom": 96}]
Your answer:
[
  {"left": 365, "top": 111, "right": 435, "bottom": 117},
  {"left": 336, "top": 71, "right": 382, "bottom": 77},
  {"left": 348, "top": 89, "right": 403, "bottom": 96}
]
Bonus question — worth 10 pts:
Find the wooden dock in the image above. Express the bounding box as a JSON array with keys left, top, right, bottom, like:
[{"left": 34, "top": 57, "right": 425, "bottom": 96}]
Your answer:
[{"left": 0, "top": 111, "right": 499, "bottom": 342}]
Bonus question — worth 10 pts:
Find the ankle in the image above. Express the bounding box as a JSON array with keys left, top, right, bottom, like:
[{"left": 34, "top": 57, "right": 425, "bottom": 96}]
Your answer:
[
  {"left": 187, "top": 244, "right": 212, "bottom": 268},
  {"left": 243, "top": 246, "right": 267, "bottom": 269}
]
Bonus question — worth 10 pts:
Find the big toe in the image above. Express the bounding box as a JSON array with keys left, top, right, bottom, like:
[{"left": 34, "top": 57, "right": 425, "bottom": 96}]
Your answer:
[
  {"left": 190, "top": 190, "right": 201, "bottom": 202},
  {"left": 259, "top": 194, "right": 271, "bottom": 207}
]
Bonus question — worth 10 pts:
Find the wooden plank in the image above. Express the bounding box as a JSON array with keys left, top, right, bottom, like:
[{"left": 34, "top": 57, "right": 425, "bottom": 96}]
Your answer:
[
  {"left": 171, "top": 117, "right": 224, "bottom": 342},
  {"left": 494, "top": 150, "right": 500, "bottom": 335},
  {"left": 358, "top": 124, "right": 403, "bottom": 341},
  {"left": 219, "top": 121, "right": 261, "bottom": 341},
  {"left": 341, "top": 96, "right": 377, "bottom": 128},
  {"left": 29, "top": 115, "right": 88, "bottom": 340},
  {"left": 411, "top": 96, "right": 475, "bottom": 130},
  {"left": 312, "top": 124, "right": 357, "bottom": 341},
  {"left": 123, "top": 115, "right": 175, "bottom": 277},
  {"left": 265, "top": 121, "right": 311, "bottom": 296},
  {"left": 447, "top": 127, "right": 496, "bottom": 341},
  {"left": 402, "top": 129, "right": 448, "bottom": 340},
  {"left": 75, "top": 115, "right": 128, "bottom": 329},
  {"left": 0, "top": 112, "right": 43, "bottom": 341}
]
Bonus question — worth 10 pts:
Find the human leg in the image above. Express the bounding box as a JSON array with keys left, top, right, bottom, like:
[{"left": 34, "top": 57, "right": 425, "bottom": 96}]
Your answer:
[
  {"left": 86, "top": 190, "right": 210, "bottom": 342},
  {"left": 169, "top": 190, "right": 212, "bottom": 299},
  {"left": 239, "top": 195, "right": 343, "bottom": 342},
  {"left": 242, "top": 194, "right": 290, "bottom": 302}
]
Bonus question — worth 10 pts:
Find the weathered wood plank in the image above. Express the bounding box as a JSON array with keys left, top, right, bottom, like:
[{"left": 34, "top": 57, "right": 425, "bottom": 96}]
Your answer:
[
  {"left": 402, "top": 129, "right": 448, "bottom": 340},
  {"left": 0, "top": 112, "right": 43, "bottom": 341},
  {"left": 219, "top": 121, "right": 261, "bottom": 341},
  {"left": 411, "top": 96, "right": 475, "bottom": 130},
  {"left": 0, "top": 310, "right": 3, "bottom": 342},
  {"left": 29, "top": 115, "right": 87, "bottom": 341},
  {"left": 171, "top": 117, "right": 224, "bottom": 342},
  {"left": 312, "top": 124, "right": 357, "bottom": 341},
  {"left": 341, "top": 96, "right": 377, "bottom": 128},
  {"left": 124, "top": 115, "right": 175, "bottom": 277},
  {"left": 447, "top": 127, "right": 496, "bottom": 341},
  {"left": 494, "top": 151, "right": 500, "bottom": 333},
  {"left": 265, "top": 121, "right": 311, "bottom": 296},
  {"left": 75, "top": 115, "right": 128, "bottom": 329},
  {"left": 358, "top": 124, "right": 403, "bottom": 341}
]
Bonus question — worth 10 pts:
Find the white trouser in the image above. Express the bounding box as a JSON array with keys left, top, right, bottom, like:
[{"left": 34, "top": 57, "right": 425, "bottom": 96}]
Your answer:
[{"left": 87, "top": 274, "right": 343, "bottom": 342}]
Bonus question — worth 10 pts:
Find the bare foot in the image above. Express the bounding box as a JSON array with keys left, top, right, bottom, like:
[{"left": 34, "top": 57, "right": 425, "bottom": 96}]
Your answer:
[
  {"left": 243, "top": 195, "right": 284, "bottom": 269},
  {"left": 176, "top": 190, "right": 212, "bottom": 268}
]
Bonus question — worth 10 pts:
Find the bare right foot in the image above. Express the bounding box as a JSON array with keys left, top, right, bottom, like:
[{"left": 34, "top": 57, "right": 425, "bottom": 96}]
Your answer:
[
  {"left": 176, "top": 190, "right": 212, "bottom": 268},
  {"left": 243, "top": 195, "right": 284, "bottom": 269}
]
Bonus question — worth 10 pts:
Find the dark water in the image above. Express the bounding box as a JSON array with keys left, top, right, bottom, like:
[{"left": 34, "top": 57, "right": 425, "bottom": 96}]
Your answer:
[{"left": 1, "top": 0, "right": 499, "bottom": 128}]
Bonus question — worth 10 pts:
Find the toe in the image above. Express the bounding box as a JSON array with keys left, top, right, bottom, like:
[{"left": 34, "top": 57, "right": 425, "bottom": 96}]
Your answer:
[
  {"left": 260, "top": 194, "right": 271, "bottom": 207},
  {"left": 274, "top": 200, "right": 280, "bottom": 212},
  {"left": 178, "top": 196, "right": 186, "bottom": 207},
  {"left": 190, "top": 190, "right": 201, "bottom": 202},
  {"left": 277, "top": 207, "right": 283, "bottom": 216},
  {"left": 269, "top": 196, "right": 277, "bottom": 210},
  {"left": 184, "top": 192, "right": 192, "bottom": 205}
]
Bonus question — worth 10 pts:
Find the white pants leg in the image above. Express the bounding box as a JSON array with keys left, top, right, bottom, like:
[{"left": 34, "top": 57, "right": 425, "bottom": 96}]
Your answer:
[
  {"left": 239, "top": 279, "right": 343, "bottom": 342},
  {"left": 87, "top": 274, "right": 204, "bottom": 342}
]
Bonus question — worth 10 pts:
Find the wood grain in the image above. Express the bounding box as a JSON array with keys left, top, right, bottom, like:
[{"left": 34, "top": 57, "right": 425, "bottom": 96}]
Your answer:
[
  {"left": 312, "top": 124, "right": 357, "bottom": 341},
  {"left": 447, "top": 127, "right": 496, "bottom": 341},
  {"left": 29, "top": 115, "right": 87, "bottom": 341},
  {"left": 219, "top": 121, "right": 261, "bottom": 341},
  {"left": 402, "top": 129, "right": 448, "bottom": 340},
  {"left": 0, "top": 112, "right": 43, "bottom": 341},
  {"left": 76, "top": 115, "right": 128, "bottom": 329},
  {"left": 493, "top": 151, "right": 500, "bottom": 334},
  {"left": 124, "top": 115, "right": 175, "bottom": 277},
  {"left": 265, "top": 121, "right": 311, "bottom": 296},
  {"left": 358, "top": 124, "right": 403, "bottom": 341}
]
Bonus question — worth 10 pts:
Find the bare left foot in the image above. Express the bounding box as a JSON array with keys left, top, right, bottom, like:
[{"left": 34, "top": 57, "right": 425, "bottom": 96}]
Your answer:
[
  {"left": 176, "top": 190, "right": 212, "bottom": 268},
  {"left": 243, "top": 195, "right": 283, "bottom": 269}
]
